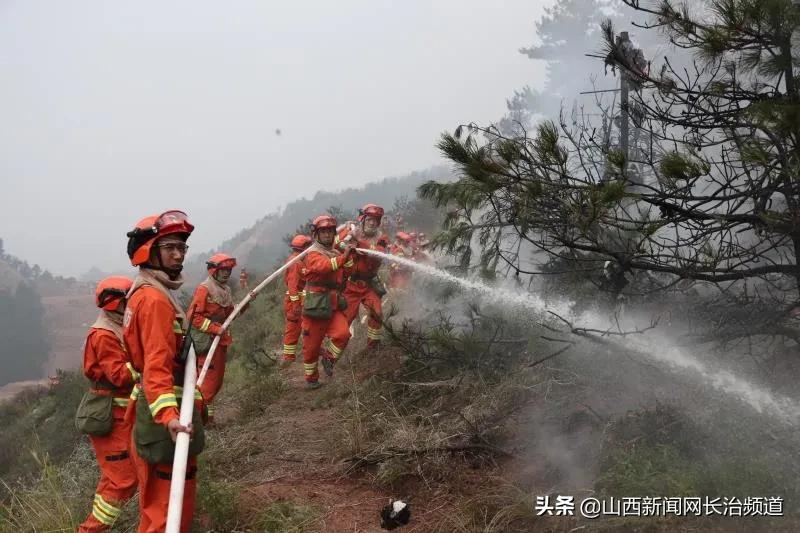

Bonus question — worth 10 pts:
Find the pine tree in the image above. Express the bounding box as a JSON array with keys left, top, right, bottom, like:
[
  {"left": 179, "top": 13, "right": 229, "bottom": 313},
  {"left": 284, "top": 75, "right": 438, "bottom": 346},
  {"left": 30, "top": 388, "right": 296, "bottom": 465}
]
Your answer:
[{"left": 422, "top": 0, "right": 800, "bottom": 308}]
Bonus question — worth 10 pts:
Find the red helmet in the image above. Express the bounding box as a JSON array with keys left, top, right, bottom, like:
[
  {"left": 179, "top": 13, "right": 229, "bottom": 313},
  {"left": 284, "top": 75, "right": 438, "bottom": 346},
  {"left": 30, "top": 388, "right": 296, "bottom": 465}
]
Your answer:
[
  {"left": 312, "top": 214, "right": 337, "bottom": 233},
  {"left": 290, "top": 234, "right": 313, "bottom": 251},
  {"left": 127, "top": 210, "right": 194, "bottom": 266},
  {"left": 396, "top": 231, "right": 411, "bottom": 243},
  {"left": 358, "top": 203, "right": 384, "bottom": 222},
  {"left": 206, "top": 253, "right": 237, "bottom": 275},
  {"left": 95, "top": 276, "right": 134, "bottom": 311}
]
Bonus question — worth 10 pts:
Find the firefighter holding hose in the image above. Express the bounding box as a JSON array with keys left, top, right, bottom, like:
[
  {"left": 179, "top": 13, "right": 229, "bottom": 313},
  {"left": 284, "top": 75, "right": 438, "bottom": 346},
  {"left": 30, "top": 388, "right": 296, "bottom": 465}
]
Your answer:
[
  {"left": 337, "top": 203, "right": 390, "bottom": 348},
  {"left": 189, "top": 253, "right": 240, "bottom": 423},
  {"left": 281, "top": 234, "right": 313, "bottom": 365},
  {"left": 300, "top": 214, "right": 356, "bottom": 388},
  {"left": 123, "top": 210, "right": 203, "bottom": 532}
]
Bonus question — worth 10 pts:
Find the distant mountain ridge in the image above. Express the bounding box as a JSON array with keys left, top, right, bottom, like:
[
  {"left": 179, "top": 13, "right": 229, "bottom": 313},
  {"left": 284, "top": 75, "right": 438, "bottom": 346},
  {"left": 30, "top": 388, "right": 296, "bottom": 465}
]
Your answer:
[{"left": 185, "top": 166, "right": 450, "bottom": 278}]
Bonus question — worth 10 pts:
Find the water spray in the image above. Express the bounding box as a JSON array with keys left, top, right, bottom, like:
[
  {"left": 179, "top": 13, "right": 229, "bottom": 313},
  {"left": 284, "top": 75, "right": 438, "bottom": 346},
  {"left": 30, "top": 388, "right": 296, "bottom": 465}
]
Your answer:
[{"left": 359, "top": 249, "right": 800, "bottom": 425}]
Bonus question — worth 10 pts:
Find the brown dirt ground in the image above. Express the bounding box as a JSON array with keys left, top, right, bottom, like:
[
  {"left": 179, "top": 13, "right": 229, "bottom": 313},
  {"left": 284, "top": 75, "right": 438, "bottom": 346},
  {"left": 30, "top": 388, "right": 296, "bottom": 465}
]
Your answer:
[{"left": 207, "top": 345, "right": 487, "bottom": 532}]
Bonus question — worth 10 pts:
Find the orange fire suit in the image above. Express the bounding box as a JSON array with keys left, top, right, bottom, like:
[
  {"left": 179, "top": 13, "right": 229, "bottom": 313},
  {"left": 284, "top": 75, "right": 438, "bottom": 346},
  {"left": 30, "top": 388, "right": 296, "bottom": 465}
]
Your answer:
[
  {"left": 389, "top": 243, "right": 414, "bottom": 289},
  {"left": 124, "top": 284, "right": 199, "bottom": 533},
  {"left": 189, "top": 281, "right": 234, "bottom": 418},
  {"left": 282, "top": 251, "right": 307, "bottom": 361},
  {"left": 301, "top": 244, "right": 353, "bottom": 383},
  {"left": 78, "top": 326, "right": 138, "bottom": 532},
  {"left": 412, "top": 247, "right": 432, "bottom": 265},
  {"left": 337, "top": 227, "right": 388, "bottom": 347},
  {"left": 239, "top": 270, "right": 249, "bottom": 290}
]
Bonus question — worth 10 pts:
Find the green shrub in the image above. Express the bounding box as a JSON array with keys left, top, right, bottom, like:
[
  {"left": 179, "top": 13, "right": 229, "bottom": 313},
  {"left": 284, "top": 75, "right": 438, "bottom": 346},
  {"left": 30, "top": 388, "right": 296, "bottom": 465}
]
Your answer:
[{"left": 195, "top": 479, "right": 242, "bottom": 531}]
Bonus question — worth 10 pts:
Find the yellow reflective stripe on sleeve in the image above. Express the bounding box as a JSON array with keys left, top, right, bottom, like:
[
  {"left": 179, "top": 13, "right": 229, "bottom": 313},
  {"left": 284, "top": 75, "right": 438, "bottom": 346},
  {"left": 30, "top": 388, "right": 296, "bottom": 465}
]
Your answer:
[
  {"left": 112, "top": 397, "right": 129, "bottom": 408},
  {"left": 344, "top": 259, "right": 354, "bottom": 268},
  {"left": 330, "top": 257, "right": 339, "bottom": 271},
  {"left": 199, "top": 318, "right": 212, "bottom": 332},
  {"left": 126, "top": 362, "right": 141, "bottom": 382},
  {"left": 129, "top": 385, "right": 141, "bottom": 401},
  {"left": 149, "top": 393, "right": 178, "bottom": 417},
  {"left": 172, "top": 320, "right": 183, "bottom": 334}
]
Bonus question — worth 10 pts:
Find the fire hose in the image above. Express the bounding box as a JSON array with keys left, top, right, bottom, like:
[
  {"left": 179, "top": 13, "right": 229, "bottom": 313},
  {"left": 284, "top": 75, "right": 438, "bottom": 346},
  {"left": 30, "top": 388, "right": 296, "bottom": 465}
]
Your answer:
[{"left": 166, "top": 224, "right": 353, "bottom": 531}]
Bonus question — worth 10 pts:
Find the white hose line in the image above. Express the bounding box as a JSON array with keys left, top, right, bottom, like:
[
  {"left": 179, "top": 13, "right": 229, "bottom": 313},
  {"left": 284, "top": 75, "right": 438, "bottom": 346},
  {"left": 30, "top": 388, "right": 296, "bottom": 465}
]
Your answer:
[
  {"left": 196, "top": 246, "right": 313, "bottom": 386},
  {"left": 165, "top": 343, "right": 198, "bottom": 533}
]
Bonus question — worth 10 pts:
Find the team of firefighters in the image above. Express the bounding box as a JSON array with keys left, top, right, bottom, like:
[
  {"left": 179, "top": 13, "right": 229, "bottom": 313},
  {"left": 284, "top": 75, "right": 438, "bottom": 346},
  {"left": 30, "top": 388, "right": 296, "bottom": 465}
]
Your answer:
[{"left": 76, "top": 205, "right": 430, "bottom": 531}]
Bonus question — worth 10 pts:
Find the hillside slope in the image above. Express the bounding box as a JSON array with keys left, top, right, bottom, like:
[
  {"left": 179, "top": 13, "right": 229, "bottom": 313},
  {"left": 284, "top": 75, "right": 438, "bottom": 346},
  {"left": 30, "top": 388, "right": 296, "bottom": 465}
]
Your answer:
[{"left": 185, "top": 166, "right": 449, "bottom": 279}]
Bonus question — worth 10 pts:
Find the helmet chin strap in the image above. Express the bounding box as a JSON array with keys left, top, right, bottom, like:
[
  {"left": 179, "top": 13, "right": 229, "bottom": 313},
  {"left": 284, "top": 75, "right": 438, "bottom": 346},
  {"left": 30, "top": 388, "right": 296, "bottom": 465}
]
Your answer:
[
  {"left": 165, "top": 265, "right": 183, "bottom": 280},
  {"left": 144, "top": 255, "right": 183, "bottom": 280}
]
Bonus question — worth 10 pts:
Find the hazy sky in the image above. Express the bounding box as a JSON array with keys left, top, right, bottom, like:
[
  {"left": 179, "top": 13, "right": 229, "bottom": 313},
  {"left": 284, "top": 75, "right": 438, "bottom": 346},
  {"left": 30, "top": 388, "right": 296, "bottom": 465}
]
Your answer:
[{"left": 0, "top": 1, "right": 549, "bottom": 276}]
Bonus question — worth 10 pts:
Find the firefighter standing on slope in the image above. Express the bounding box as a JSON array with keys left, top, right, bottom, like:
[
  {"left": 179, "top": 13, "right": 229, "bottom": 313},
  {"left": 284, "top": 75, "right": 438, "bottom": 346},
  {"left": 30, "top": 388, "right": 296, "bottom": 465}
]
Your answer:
[
  {"left": 412, "top": 232, "right": 433, "bottom": 265},
  {"left": 301, "top": 215, "right": 355, "bottom": 388},
  {"left": 239, "top": 268, "right": 249, "bottom": 290},
  {"left": 281, "top": 234, "right": 313, "bottom": 365},
  {"left": 123, "top": 210, "right": 203, "bottom": 532},
  {"left": 77, "top": 276, "right": 138, "bottom": 531},
  {"left": 337, "top": 204, "right": 389, "bottom": 348},
  {"left": 389, "top": 231, "right": 414, "bottom": 290},
  {"left": 189, "top": 253, "right": 240, "bottom": 423}
]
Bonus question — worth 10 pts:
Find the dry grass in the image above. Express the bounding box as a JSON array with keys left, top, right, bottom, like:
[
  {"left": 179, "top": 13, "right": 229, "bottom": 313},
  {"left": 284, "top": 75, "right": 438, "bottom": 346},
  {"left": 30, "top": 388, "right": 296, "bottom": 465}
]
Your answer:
[
  {"left": 427, "top": 482, "right": 545, "bottom": 533},
  {"left": 336, "top": 356, "right": 534, "bottom": 492},
  {"left": 0, "top": 440, "right": 103, "bottom": 532},
  {"left": 253, "top": 501, "right": 322, "bottom": 532}
]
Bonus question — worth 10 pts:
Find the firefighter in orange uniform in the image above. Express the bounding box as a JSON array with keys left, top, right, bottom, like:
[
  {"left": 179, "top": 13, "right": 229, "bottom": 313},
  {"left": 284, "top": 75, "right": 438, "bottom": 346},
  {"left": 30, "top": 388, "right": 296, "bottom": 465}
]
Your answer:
[
  {"left": 301, "top": 215, "right": 355, "bottom": 388},
  {"left": 77, "top": 276, "right": 138, "bottom": 532},
  {"left": 337, "top": 204, "right": 389, "bottom": 348},
  {"left": 389, "top": 231, "right": 414, "bottom": 290},
  {"left": 412, "top": 232, "right": 433, "bottom": 264},
  {"left": 190, "top": 253, "right": 238, "bottom": 422},
  {"left": 123, "top": 210, "right": 201, "bottom": 532},
  {"left": 239, "top": 268, "right": 249, "bottom": 290},
  {"left": 281, "top": 235, "right": 312, "bottom": 364}
]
